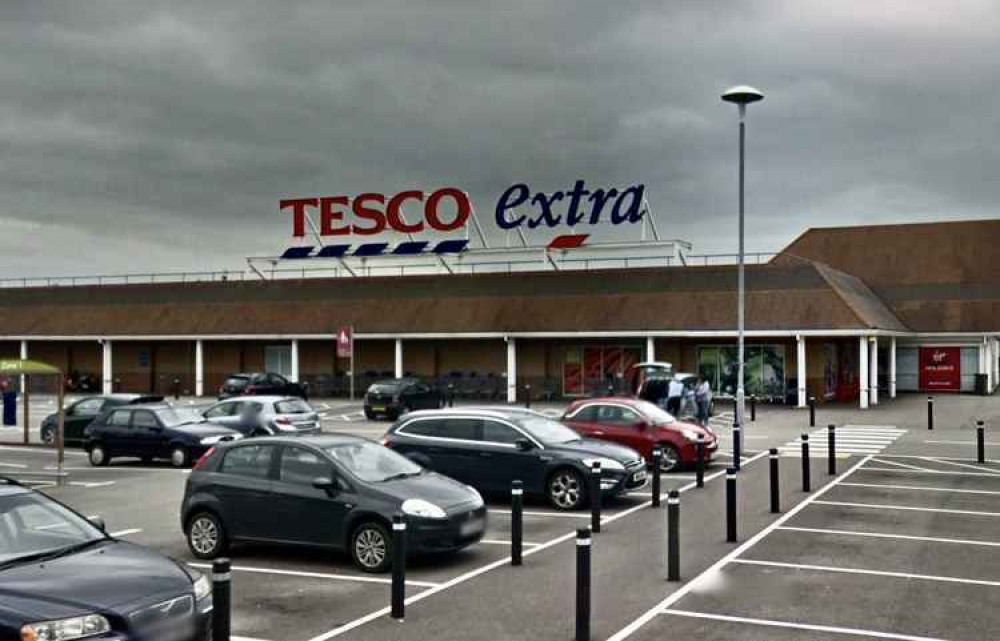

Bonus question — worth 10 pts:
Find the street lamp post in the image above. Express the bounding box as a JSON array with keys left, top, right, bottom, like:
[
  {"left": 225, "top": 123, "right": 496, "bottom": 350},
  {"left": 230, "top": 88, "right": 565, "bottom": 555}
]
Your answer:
[{"left": 721, "top": 85, "right": 764, "bottom": 431}]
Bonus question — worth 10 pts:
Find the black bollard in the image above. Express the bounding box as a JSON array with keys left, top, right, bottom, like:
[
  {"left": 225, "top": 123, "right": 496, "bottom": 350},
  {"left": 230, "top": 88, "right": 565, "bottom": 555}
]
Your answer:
[
  {"left": 927, "top": 397, "right": 934, "bottom": 430},
  {"left": 733, "top": 421, "right": 742, "bottom": 471},
  {"left": 726, "top": 468, "right": 737, "bottom": 542},
  {"left": 575, "top": 528, "right": 592, "bottom": 641},
  {"left": 667, "top": 490, "right": 680, "bottom": 581},
  {"left": 695, "top": 434, "right": 705, "bottom": 488},
  {"left": 809, "top": 396, "right": 816, "bottom": 428},
  {"left": 173, "top": 377, "right": 180, "bottom": 401},
  {"left": 828, "top": 424, "right": 837, "bottom": 475},
  {"left": 977, "top": 420, "right": 986, "bottom": 464},
  {"left": 651, "top": 447, "right": 662, "bottom": 508},
  {"left": 212, "top": 559, "right": 231, "bottom": 641},
  {"left": 769, "top": 448, "right": 780, "bottom": 513},
  {"left": 590, "top": 462, "right": 602, "bottom": 533},
  {"left": 511, "top": 480, "right": 523, "bottom": 566},
  {"left": 607, "top": 384, "right": 614, "bottom": 397},
  {"left": 391, "top": 514, "right": 406, "bottom": 620},
  {"left": 524, "top": 384, "right": 532, "bottom": 409},
  {"left": 448, "top": 384, "right": 454, "bottom": 408},
  {"left": 801, "top": 434, "right": 811, "bottom": 492},
  {"left": 750, "top": 395, "right": 757, "bottom": 423}
]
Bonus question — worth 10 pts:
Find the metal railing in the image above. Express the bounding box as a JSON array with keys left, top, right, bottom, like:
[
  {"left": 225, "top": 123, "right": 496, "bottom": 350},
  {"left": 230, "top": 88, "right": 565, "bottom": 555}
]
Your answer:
[{"left": 0, "top": 270, "right": 246, "bottom": 289}]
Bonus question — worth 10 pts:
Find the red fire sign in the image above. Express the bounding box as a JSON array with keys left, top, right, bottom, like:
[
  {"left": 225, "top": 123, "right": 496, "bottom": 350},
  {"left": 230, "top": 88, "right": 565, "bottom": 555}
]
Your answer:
[{"left": 336, "top": 327, "right": 353, "bottom": 359}]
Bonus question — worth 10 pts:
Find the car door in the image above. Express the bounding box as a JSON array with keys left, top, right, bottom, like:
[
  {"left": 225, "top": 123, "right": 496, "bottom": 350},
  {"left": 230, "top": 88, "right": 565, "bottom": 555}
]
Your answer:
[
  {"left": 214, "top": 443, "right": 278, "bottom": 539},
  {"left": 64, "top": 397, "right": 105, "bottom": 443},
  {"left": 395, "top": 417, "right": 481, "bottom": 485},
  {"left": 269, "top": 445, "right": 350, "bottom": 546},
  {"left": 101, "top": 409, "right": 134, "bottom": 455},
  {"left": 479, "top": 419, "right": 546, "bottom": 492},
  {"left": 129, "top": 409, "right": 167, "bottom": 459},
  {"left": 594, "top": 405, "right": 648, "bottom": 453}
]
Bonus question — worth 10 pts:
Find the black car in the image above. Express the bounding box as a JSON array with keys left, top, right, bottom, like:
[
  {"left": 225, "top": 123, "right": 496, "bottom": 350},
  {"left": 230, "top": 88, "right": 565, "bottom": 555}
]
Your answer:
[
  {"left": 40, "top": 394, "right": 164, "bottom": 446},
  {"left": 383, "top": 408, "right": 647, "bottom": 510},
  {"left": 218, "top": 373, "right": 308, "bottom": 400},
  {"left": 181, "top": 435, "right": 486, "bottom": 573},
  {"left": 84, "top": 405, "right": 242, "bottom": 468},
  {"left": 0, "top": 477, "right": 212, "bottom": 641},
  {"left": 364, "top": 378, "right": 442, "bottom": 420}
]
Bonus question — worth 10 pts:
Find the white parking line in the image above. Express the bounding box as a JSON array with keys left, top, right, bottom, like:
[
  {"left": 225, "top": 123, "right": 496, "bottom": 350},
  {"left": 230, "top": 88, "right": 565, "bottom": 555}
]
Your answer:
[
  {"left": 0, "top": 462, "right": 28, "bottom": 468},
  {"left": 659, "top": 609, "right": 957, "bottom": 641},
  {"left": 776, "top": 525, "right": 1000, "bottom": 548},
  {"left": 605, "top": 454, "right": 872, "bottom": 641},
  {"left": 487, "top": 509, "right": 590, "bottom": 519},
  {"left": 186, "top": 563, "right": 440, "bottom": 588},
  {"left": 813, "top": 499, "right": 1000, "bottom": 517},
  {"left": 479, "top": 539, "right": 541, "bottom": 547},
  {"left": 840, "top": 482, "right": 1000, "bottom": 495},
  {"left": 924, "top": 440, "right": 1000, "bottom": 446},
  {"left": 732, "top": 558, "right": 1000, "bottom": 588},
  {"left": 0, "top": 446, "right": 87, "bottom": 457},
  {"left": 233, "top": 636, "right": 272, "bottom": 641},
  {"left": 919, "top": 457, "right": 1000, "bottom": 474},
  {"left": 110, "top": 528, "right": 143, "bottom": 537},
  {"left": 861, "top": 467, "right": 1000, "bottom": 478},
  {"left": 869, "top": 458, "right": 931, "bottom": 471}
]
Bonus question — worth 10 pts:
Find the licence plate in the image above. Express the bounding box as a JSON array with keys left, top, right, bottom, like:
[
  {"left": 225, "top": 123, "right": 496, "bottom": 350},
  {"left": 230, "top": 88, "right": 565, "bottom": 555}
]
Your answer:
[
  {"left": 632, "top": 470, "right": 648, "bottom": 484},
  {"left": 460, "top": 516, "right": 485, "bottom": 537},
  {"left": 371, "top": 406, "right": 385, "bottom": 412}
]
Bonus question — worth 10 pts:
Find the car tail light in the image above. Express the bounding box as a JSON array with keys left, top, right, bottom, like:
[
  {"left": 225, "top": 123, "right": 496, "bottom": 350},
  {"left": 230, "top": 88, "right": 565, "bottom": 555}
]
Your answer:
[
  {"left": 193, "top": 447, "right": 215, "bottom": 470},
  {"left": 245, "top": 385, "right": 258, "bottom": 394},
  {"left": 275, "top": 417, "right": 291, "bottom": 426},
  {"left": 381, "top": 436, "right": 392, "bottom": 447}
]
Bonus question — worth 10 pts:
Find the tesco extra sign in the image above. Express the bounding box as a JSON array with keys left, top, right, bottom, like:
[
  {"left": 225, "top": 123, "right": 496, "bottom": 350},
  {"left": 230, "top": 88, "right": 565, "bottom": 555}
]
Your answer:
[{"left": 280, "top": 180, "right": 645, "bottom": 237}]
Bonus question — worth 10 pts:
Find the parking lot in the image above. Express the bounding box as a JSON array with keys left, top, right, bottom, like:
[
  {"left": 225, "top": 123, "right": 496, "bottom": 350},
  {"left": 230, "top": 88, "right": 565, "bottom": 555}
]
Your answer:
[{"left": 1, "top": 393, "right": 998, "bottom": 641}]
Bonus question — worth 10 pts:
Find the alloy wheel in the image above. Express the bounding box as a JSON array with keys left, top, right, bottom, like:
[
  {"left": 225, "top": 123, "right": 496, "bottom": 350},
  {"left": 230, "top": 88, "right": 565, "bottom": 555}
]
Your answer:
[
  {"left": 189, "top": 517, "right": 219, "bottom": 556},
  {"left": 89, "top": 446, "right": 106, "bottom": 466},
  {"left": 549, "top": 471, "right": 583, "bottom": 509},
  {"left": 354, "top": 527, "right": 387, "bottom": 570},
  {"left": 659, "top": 446, "right": 680, "bottom": 472},
  {"left": 41, "top": 429, "right": 55, "bottom": 445},
  {"left": 171, "top": 447, "right": 188, "bottom": 468}
]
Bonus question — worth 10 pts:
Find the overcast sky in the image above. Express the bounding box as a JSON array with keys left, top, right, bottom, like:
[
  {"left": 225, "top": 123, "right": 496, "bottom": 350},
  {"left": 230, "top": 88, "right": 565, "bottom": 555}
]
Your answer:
[{"left": 2, "top": 0, "right": 1000, "bottom": 277}]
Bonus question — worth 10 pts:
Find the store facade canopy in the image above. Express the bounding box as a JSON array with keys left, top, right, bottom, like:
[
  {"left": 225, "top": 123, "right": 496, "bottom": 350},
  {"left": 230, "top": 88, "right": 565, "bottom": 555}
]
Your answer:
[{"left": 0, "top": 359, "right": 62, "bottom": 376}]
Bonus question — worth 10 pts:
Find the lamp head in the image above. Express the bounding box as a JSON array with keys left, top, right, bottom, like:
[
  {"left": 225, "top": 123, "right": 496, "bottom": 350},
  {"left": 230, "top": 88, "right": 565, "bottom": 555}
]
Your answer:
[{"left": 721, "top": 85, "right": 764, "bottom": 105}]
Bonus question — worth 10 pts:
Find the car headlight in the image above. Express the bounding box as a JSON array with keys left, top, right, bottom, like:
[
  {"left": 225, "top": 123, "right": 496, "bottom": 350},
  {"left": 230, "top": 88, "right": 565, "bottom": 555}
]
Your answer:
[
  {"left": 466, "top": 485, "right": 484, "bottom": 509},
  {"left": 401, "top": 499, "right": 447, "bottom": 519},
  {"left": 193, "top": 573, "right": 212, "bottom": 601},
  {"left": 21, "top": 614, "right": 111, "bottom": 641},
  {"left": 582, "top": 457, "right": 625, "bottom": 472}
]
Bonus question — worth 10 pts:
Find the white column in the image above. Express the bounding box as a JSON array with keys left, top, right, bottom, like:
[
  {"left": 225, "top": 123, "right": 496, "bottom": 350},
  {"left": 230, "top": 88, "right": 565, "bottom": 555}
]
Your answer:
[
  {"left": 859, "top": 336, "right": 869, "bottom": 409},
  {"left": 102, "top": 340, "right": 113, "bottom": 394},
  {"left": 984, "top": 337, "right": 992, "bottom": 392},
  {"left": 506, "top": 337, "right": 517, "bottom": 403},
  {"left": 195, "top": 340, "right": 204, "bottom": 396},
  {"left": 394, "top": 339, "right": 404, "bottom": 379},
  {"left": 19, "top": 340, "right": 27, "bottom": 392},
  {"left": 869, "top": 337, "right": 879, "bottom": 405},
  {"left": 289, "top": 340, "right": 300, "bottom": 383},
  {"left": 889, "top": 337, "right": 897, "bottom": 398},
  {"left": 796, "top": 335, "right": 807, "bottom": 408},
  {"left": 645, "top": 336, "right": 655, "bottom": 362}
]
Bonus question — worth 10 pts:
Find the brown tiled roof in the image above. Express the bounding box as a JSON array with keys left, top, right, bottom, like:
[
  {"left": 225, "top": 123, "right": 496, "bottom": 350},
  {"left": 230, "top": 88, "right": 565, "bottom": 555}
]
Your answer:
[{"left": 0, "top": 262, "right": 898, "bottom": 336}]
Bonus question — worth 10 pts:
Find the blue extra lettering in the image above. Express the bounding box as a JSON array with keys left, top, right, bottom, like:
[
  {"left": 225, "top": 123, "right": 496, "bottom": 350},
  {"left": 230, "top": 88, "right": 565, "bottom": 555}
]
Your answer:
[
  {"left": 611, "top": 184, "right": 645, "bottom": 224},
  {"left": 564, "top": 180, "right": 590, "bottom": 226},
  {"left": 587, "top": 188, "right": 619, "bottom": 225},
  {"left": 528, "top": 191, "right": 564, "bottom": 228},
  {"left": 495, "top": 184, "right": 530, "bottom": 230}
]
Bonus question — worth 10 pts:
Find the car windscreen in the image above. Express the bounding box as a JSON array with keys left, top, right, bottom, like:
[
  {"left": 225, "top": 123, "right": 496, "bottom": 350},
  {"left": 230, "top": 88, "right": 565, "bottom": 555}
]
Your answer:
[
  {"left": 224, "top": 377, "right": 249, "bottom": 388},
  {"left": 520, "top": 417, "right": 582, "bottom": 445},
  {"left": 0, "top": 492, "right": 106, "bottom": 565},
  {"left": 324, "top": 441, "right": 422, "bottom": 483},
  {"left": 155, "top": 407, "right": 204, "bottom": 427},
  {"left": 369, "top": 383, "right": 401, "bottom": 394},
  {"left": 275, "top": 399, "right": 313, "bottom": 414},
  {"left": 633, "top": 400, "right": 676, "bottom": 424}
]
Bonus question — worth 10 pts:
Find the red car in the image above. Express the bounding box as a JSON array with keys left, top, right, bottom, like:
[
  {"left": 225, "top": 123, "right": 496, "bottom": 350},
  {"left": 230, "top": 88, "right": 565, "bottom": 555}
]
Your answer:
[{"left": 561, "top": 397, "right": 718, "bottom": 472}]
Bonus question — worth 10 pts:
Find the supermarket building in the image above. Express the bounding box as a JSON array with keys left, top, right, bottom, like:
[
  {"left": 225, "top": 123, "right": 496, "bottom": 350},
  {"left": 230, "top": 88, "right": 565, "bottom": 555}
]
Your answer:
[{"left": 1, "top": 218, "right": 998, "bottom": 407}]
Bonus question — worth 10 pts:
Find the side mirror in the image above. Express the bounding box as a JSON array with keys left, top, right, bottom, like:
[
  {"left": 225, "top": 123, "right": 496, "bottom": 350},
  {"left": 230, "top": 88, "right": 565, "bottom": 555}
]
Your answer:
[
  {"left": 515, "top": 439, "right": 534, "bottom": 452},
  {"left": 89, "top": 516, "right": 106, "bottom": 533},
  {"left": 312, "top": 477, "right": 339, "bottom": 494}
]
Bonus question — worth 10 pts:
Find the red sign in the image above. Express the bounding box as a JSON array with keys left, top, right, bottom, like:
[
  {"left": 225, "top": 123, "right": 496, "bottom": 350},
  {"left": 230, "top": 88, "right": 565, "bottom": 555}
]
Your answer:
[
  {"left": 282, "top": 188, "right": 471, "bottom": 237},
  {"left": 919, "top": 347, "right": 961, "bottom": 392},
  {"left": 336, "top": 327, "right": 353, "bottom": 359}
]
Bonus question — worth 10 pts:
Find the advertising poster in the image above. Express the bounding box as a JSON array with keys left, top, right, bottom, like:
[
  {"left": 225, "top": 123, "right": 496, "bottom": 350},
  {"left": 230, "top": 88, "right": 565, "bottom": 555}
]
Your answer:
[{"left": 919, "top": 347, "right": 961, "bottom": 392}]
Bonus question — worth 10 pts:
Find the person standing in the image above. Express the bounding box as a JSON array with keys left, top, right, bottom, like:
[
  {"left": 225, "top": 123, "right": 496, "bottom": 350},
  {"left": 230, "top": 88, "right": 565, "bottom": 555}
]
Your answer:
[
  {"left": 666, "top": 376, "right": 684, "bottom": 416},
  {"left": 695, "top": 376, "right": 712, "bottom": 427}
]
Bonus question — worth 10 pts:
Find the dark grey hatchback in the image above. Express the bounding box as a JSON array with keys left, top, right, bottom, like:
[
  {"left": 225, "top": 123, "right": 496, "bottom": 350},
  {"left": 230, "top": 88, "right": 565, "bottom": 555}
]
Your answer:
[{"left": 181, "top": 435, "right": 486, "bottom": 573}]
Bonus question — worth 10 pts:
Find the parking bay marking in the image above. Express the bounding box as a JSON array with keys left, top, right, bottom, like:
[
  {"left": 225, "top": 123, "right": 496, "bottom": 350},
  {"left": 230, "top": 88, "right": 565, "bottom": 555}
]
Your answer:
[
  {"left": 186, "top": 563, "right": 441, "bottom": 588},
  {"left": 812, "top": 499, "right": 1000, "bottom": 517},
  {"left": 308, "top": 452, "right": 771, "bottom": 641},
  {"left": 861, "top": 467, "right": 1000, "bottom": 478},
  {"left": 917, "top": 457, "right": 1000, "bottom": 474},
  {"left": 839, "top": 481, "right": 1000, "bottom": 496},
  {"left": 659, "top": 610, "right": 958, "bottom": 641},
  {"left": 480, "top": 538, "right": 541, "bottom": 547},
  {"left": 868, "top": 458, "right": 931, "bottom": 471},
  {"left": 732, "top": 558, "right": 1000, "bottom": 588},
  {"left": 110, "top": 528, "right": 143, "bottom": 537},
  {"left": 776, "top": 525, "right": 1000, "bottom": 548}
]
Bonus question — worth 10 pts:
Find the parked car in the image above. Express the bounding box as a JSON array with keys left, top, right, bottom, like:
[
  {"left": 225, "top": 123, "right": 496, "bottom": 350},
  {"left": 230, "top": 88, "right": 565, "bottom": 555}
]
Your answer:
[
  {"left": 84, "top": 405, "right": 242, "bottom": 468},
  {"left": 364, "top": 378, "right": 442, "bottom": 420},
  {"left": 383, "top": 408, "right": 647, "bottom": 510},
  {"left": 561, "top": 397, "right": 718, "bottom": 472},
  {"left": 202, "top": 396, "right": 321, "bottom": 436},
  {"left": 218, "top": 372, "right": 308, "bottom": 400},
  {"left": 39, "top": 394, "right": 164, "bottom": 446},
  {"left": 0, "top": 477, "right": 213, "bottom": 641},
  {"left": 181, "top": 435, "right": 486, "bottom": 573}
]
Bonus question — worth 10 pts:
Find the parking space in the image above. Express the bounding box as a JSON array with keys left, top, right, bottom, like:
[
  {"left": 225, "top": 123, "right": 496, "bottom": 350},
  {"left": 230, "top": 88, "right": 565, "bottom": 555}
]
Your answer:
[{"left": 612, "top": 455, "right": 1000, "bottom": 641}]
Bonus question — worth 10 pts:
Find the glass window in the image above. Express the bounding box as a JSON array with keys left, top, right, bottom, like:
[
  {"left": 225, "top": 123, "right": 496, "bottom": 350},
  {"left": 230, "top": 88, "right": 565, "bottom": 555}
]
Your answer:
[
  {"left": 204, "top": 403, "right": 236, "bottom": 419},
  {"left": 400, "top": 418, "right": 442, "bottom": 437},
  {"left": 593, "top": 405, "right": 641, "bottom": 426},
  {"left": 519, "top": 417, "right": 581, "bottom": 445},
  {"left": 220, "top": 445, "right": 275, "bottom": 479},
  {"left": 0, "top": 493, "right": 105, "bottom": 564},
  {"left": 438, "top": 418, "right": 479, "bottom": 440},
  {"left": 73, "top": 398, "right": 104, "bottom": 417},
  {"left": 482, "top": 420, "right": 520, "bottom": 445},
  {"left": 107, "top": 410, "right": 131, "bottom": 427},
  {"left": 570, "top": 406, "right": 599, "bottom": 422},
  {"left": 154, "top": 408, "right": 203, "bottom": 427},
  {"left": 275, "top": 399, "right": 312, "bottom": 414},
  {"left": 324, "top": 441, "right": 422, "bottom": 483},
  {"left": 131, "top": 411, "right": 159, "bottom": 429},
  {"left": 279, "top": 447, "right": 331, "bottom": 485}
]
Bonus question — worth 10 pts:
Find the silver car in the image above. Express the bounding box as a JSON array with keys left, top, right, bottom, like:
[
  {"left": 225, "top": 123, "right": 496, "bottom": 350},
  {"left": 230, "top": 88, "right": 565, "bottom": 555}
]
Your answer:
[{"left": 201, "top": 395, "right": 321, "bottom": 436}]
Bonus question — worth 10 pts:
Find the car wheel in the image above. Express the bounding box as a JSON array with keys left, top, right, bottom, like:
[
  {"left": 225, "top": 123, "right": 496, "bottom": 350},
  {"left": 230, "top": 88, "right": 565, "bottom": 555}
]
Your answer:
[
  {"left": 41, "top": 427, "right": 56, "bottom": 445},
  {"left": 170, "top": 445, "right": 190, "bottom": 468},
  {"left": 351, "top": 521, "right": 392, "bottom": 573},
  {"left": 364, "top": 409, "right": 376, "bottom": 420},
  {"left": 547, "top": 468, "right": 586, "bottom": 510},
  {"left": 88, "top": 443, "right": 110, "bottom": 467},
  {"left": 186, "top": 512, "right": 228, "bottom": 559},
  {"left": 657, "top": 444, "right": 682, "bottom": 473}
]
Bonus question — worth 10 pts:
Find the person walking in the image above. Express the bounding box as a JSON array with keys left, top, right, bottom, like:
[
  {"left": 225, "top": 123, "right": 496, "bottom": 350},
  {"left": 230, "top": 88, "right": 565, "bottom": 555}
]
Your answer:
[
  {"left": 666, "top": 376, "right": 684, "bottom": 416},
  {"left": 695, "top": 376, "right": 712, "bottom": 427}
]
